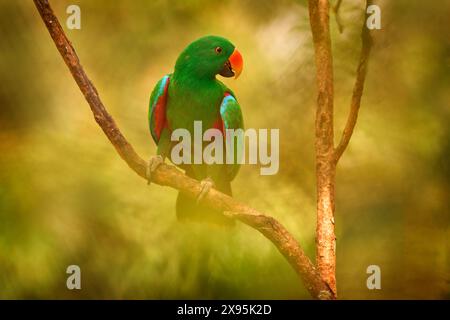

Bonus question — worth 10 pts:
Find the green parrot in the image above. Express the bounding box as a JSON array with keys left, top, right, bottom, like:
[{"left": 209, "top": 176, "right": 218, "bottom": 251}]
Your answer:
[{"left": 147, "top": 35, "right": 244, "bottom": 225}]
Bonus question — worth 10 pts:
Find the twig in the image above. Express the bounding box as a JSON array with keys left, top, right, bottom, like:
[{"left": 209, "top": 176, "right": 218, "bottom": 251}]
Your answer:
[
  {"left": 33, "top": 0, "right": 334, "bottom": 300},
  {"left": 333, "top": 0, "right": 344, "bottom": 34},
  {"left": 334, "top": 1, "right": 373, "bottom": 163}
]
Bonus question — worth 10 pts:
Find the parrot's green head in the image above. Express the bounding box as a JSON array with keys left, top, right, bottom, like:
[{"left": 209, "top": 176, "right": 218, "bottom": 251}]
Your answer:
[{"left": 174, "top": 35, "right": 243, "bottom": 80}]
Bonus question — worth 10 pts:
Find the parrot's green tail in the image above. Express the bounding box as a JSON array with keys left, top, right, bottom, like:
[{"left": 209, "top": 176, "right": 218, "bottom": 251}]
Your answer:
[{"left": 175, "top": 170, "right": 235, "bottom": 227}]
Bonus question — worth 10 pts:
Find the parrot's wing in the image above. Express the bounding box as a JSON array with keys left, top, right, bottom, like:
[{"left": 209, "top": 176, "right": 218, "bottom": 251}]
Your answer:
[
  {"left": 220, "top": 92, "right": 244, "bottom": 181},
  {"left": 149, "top": 74, "right": 171, "bottom": 144}
]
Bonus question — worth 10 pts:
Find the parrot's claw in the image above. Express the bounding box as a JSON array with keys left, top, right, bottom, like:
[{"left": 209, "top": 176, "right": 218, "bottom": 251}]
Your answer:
[
  {"left": 146, "top": 155, "right": 164, "bottom": 185},
  {"left": 196, "top": 177, "right": 215, "bottom": 204}
]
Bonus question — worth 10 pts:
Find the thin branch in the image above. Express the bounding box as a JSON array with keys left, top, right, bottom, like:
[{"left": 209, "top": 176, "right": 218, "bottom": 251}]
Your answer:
[
  {"left": 33, "top": 0, "right": 334, "bottom": 300},
  {"left": 333, "top": 0, "right": 344, "bottom": 34},
  {"left": 334, "top": 1, "right": 373, "bottom": 163}
]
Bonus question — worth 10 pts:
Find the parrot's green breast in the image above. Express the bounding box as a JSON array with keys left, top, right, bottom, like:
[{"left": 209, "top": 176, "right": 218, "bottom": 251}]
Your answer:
[{"left": 166, "top": 76, "right": 224, "bottom": 133}]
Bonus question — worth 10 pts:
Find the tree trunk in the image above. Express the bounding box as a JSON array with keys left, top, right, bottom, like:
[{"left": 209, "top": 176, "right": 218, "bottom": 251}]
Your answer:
[{"left": 308, "top": 0, "right": 337, "bottom": 295}]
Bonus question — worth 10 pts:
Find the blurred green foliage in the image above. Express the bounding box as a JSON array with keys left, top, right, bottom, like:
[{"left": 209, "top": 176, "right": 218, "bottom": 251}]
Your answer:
[{"left": 0, "top": 0, "right": 448, "bottom": 299}]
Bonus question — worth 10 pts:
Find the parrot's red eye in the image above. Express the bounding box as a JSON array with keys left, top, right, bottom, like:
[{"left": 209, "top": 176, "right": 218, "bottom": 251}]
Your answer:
[{"left": 215, "top": 47, "right": 222, "bottom": 54}]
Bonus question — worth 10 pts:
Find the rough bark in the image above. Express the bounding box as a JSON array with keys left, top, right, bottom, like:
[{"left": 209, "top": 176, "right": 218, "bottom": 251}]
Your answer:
[
  {"left": 308, "top": 0, "right": 338, "bottom": 296},
  {"left": 33, "top": 0, "right": 334, "bottom": 300},
  {"left": 308, "top": 0, "right": 373, "bottom": 297}
]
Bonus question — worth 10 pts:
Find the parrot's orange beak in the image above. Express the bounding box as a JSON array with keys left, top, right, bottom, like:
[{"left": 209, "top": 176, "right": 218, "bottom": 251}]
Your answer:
[{"left": 229, "top": 48, "right": 243, "bottom": 79}]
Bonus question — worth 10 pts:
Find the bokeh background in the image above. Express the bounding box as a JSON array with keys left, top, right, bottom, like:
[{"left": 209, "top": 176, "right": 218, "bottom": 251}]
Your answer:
[{"left": 0, "top": 0, "right": 448, "bottom": 299}]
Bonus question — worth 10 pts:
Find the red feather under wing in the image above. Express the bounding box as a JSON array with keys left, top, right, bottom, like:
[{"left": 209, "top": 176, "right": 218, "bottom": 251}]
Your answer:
[
  {"left": 153, "top": 77, "right": 170, "bottom": 141},
  {"left": 212, "top": 117, "right": 225, "bottom": 135}
]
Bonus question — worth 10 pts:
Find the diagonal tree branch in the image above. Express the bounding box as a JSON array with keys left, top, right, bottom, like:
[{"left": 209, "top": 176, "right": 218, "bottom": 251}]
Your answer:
[
  {"left": 334, "top": 0, "right": 373, "bottom": 163},
  {"left": 33, "top": 0, "right": 334, "bottom": 300}
]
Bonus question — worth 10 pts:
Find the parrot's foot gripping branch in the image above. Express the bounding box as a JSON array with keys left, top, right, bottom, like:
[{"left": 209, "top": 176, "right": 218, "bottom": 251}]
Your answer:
[
  {"left": 196, "top": 177, "right": 215, "bottom": 204},
  {"left": 146, "top": 155, "right": 164, "bottom": 185}
]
